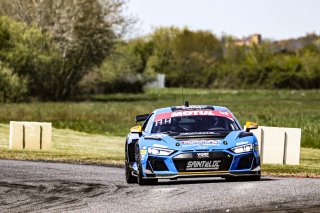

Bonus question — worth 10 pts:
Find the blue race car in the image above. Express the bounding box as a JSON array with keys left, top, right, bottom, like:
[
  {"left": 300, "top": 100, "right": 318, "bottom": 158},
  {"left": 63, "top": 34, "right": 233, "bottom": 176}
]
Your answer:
[{"left": 125, "top": 103, "right": 261, "bottom": 185}]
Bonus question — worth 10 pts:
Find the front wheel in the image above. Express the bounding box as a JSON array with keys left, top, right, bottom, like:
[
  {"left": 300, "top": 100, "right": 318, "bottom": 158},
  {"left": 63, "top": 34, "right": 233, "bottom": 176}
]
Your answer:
[
  {"left": 125, "top": 140, "right": 136, "bottom": 184},
  {"left": 244, "top": 175, "right": 261, "bottom": 181},
  {"left": 125, "top": 162, "right": 136, "bottom": 184},
  {"left": 136, "top": 147, "right": 158, "bottom": 185},
  {"left": 225, "top": 174, "right": 261, "bottom": 182}
]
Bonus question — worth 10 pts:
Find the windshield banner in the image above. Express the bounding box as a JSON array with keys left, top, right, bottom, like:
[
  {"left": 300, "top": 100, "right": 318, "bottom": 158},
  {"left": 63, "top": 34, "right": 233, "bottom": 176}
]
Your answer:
[{"left": 155, "top": 110, "right": 234, "bottom": 121}]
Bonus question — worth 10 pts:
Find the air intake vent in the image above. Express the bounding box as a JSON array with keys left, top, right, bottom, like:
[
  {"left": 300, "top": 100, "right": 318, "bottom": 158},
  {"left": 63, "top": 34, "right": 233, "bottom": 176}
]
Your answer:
[
  {"left": 237, "top": 154, "right": 254, "bottom": 170},
  {"left": 148, "top": 157, "right": 169, "bottom": 171}
]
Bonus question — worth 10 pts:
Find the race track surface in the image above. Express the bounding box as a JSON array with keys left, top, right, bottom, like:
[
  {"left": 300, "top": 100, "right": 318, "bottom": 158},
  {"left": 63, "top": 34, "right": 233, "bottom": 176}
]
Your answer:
[{"left": 0, "top": 160, "right": 319, "bottom": 213}]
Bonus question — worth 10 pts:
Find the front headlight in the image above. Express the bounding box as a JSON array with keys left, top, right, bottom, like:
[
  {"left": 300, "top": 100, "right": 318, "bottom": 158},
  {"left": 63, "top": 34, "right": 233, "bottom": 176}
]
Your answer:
[
  {"left": 231, "top": 144, "right": 253, "bottom": 154},
  {"left": 148, "top": 147, "right": 175, "bottom": 156}
]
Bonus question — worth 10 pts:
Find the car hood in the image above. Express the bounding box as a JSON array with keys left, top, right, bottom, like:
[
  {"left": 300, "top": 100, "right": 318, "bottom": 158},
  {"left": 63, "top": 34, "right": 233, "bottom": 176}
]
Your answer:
[{"left": 142, "top": 131, "right": 256, "bottom": 151}]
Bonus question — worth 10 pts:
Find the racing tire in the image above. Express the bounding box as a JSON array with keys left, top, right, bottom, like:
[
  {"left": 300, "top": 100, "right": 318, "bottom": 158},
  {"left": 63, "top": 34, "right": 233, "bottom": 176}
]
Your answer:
[
  {"left": 225, "top": 174, "right": 261, "bottom": 182},
  {"left": 136, "top": 147, "right": 158, "bottom": 185},
  {"left": 125, "top": 140, "right": 137, "bottom": 184},
  {"left": 245, "top": 171, "right": 261, "bottom": 181},
  {"left": 243, "top": 174, "right": 261, "bottom": 181},
  {"left": 224, "top": 176, "right": 238, "bottom": 182},
  {"left": 125, "top": 162, "right": 137, "bottom": 184}
]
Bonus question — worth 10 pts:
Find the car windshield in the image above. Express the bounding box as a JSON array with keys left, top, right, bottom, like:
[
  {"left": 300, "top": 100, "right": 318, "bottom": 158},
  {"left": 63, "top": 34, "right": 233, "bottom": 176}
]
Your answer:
[{"left": 151, "top": 115, "right": 240, "bottom": 134}]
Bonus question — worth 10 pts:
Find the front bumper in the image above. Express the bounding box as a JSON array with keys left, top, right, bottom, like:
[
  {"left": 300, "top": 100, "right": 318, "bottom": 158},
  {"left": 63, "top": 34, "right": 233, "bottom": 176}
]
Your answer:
[
  {"left": 141, "top": 150, "right": 260, "bottom": 180},
  {"left": 144, "top": 169, "right": 261, "bottom": 179}
]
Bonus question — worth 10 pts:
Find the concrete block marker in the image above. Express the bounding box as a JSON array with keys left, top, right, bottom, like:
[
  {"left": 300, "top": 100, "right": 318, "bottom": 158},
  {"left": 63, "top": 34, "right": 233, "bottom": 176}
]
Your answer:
[
  {"left": 251, "top": 126, "right": 301, "bottom": 165},
  {"left": 282, "top": 128, "right": 301, "bottom": 165},
  {"left": 10, "top": 122, "right": 52, "bottom": 150},
  {"left": 260, "top": 127, "right": 286, "bottom": 164}
]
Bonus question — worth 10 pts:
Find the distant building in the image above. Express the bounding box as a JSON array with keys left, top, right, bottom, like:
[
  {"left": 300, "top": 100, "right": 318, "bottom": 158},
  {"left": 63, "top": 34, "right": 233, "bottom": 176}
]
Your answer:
[
  {"left": 145, "top": 73, "right": 166, "bottom": 88},
  {"left": 233, "top": 34, "right": 262, "bottom": 46},
  {"left": 274, "top": 33, "right": 320, "bottom": 52},
  {"left": 227, "top": 33, "right": 320, "bottom": 52}
]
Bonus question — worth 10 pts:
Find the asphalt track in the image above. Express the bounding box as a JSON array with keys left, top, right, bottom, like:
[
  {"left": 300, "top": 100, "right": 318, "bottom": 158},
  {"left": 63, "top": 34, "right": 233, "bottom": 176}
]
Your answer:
[{"left": 0, "top": 160, "right": 319, "bottom": 213}]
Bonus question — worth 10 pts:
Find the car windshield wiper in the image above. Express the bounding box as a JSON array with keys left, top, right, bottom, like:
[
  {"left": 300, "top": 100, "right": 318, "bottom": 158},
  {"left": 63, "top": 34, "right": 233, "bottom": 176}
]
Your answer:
[
  {"left": 149, "top": 131, "right": 178, "bottom": 135},
  {"left": 163, "top": 131, "right": 179, "bottom": 135}
]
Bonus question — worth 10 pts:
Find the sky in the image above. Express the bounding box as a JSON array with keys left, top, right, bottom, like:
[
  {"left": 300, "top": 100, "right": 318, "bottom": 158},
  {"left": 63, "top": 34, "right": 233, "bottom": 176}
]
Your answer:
[{"left": 126, "top": 0, "right": 320, "bottom": 40}]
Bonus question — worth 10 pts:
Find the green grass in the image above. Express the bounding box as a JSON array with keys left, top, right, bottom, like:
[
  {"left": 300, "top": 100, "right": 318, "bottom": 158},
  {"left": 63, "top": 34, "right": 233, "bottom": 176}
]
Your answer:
[
  {"left": 0, "top": 123, "right": 319, "bottom": 177},
  {"left": 0, "top": 88, "right": 319, "bottom": 148},
  {"left": 262, "top": 148, "right": 320, "bottom": 178},
  {"left": 0, "top": 124, "right": 124, "bottom": 166}
]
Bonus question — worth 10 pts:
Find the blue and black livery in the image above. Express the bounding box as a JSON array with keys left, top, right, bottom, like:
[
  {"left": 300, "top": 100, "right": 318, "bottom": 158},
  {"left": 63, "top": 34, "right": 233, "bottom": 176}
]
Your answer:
[{"left": 125, "top": 104, "right": 261, "bottom": 185}]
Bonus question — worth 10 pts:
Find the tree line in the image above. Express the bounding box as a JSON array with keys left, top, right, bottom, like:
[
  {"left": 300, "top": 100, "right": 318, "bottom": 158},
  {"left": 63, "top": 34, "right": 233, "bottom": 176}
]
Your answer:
[
  {"left": 0, "top": 1, "right": 319, "bottom": 102},
  {"left": 100, "top": 27, "right": 320, "bottom": 92}
]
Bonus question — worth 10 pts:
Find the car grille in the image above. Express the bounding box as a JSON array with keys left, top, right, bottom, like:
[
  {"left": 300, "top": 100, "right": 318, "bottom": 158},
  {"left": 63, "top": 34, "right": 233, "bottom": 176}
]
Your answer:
[{"left": 173, "top": 151, "right": 233, "bottom": 172}]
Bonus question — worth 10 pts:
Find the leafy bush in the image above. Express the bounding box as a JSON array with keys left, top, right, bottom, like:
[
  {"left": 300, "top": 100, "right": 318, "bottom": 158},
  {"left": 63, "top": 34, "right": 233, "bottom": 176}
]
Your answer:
[
  {"left": 99, "top": 40, "right": 155, "bottom": 93},
  {"left": 0, "top": 62, "right": 28, "bottom": 102},
  {"left": 0, "top": 16, "right": 62, "bottom": 101}
]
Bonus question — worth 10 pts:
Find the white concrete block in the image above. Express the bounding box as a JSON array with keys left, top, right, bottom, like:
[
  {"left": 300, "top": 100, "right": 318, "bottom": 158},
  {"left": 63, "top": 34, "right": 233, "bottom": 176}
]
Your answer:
[
  {"left": 261, "top": 127, "right": 286, "bottom": 164},
  {"left": 9, "top": 122, "right": 23, "bottom": 149},
  {"left": 283, "top": 128, "right": 301, "bottom": 165},
  {"left": 249, "top": 126, "right": 301, "bottom": 165},
  {"left": 24, "top": 123, "right": 41, "bottom": 149},
  {"left": 40, "top": 123, "right": 52, "bottom": 150},
  {"left": 9, "top": 121, "right": 52, "bottom": 150}
]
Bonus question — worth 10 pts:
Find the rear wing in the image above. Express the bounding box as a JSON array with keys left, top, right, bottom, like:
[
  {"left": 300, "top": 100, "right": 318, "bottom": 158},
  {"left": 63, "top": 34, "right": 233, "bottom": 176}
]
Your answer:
[{"left": 135, "top": 114, "right": 150, "bottom": 123}]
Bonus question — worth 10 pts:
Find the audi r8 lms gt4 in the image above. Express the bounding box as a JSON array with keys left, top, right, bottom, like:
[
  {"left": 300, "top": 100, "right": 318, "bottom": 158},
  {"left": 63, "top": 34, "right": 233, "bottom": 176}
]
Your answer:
[{"left": 125, "top": 104, "right": 261, "bottom": 185}]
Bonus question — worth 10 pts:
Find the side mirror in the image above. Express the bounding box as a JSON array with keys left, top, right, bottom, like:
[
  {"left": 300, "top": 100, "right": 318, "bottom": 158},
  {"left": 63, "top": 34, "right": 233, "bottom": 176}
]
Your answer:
[
  {"left": 130, "top": 125, "right": 142, "bottom": 134},
  {"left": 135, "top": 114, "right": 150, "bottom": 123},
  {"left": 245, "top": 122, "right": 258, "bottom": 132}
]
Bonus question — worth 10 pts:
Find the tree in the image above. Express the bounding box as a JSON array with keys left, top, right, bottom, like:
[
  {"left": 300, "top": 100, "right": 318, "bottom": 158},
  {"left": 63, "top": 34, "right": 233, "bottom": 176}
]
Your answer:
[
  {"left": 166, "top": 28, "right": 223, "bottom": 87},
  {"left": 0, "top": 62, "right": 28, "bottom": 102},
  {"left": 99, "top": 38, "right": 155, "bottom": 93},
  {"left": 0, "top": 0, "right": 130, "bottom": 100},
  {"left": 0, "top": 16, "right": 62, "bottom": 100},
  {"left": 147, "top": 27, "right": 180, "bottom": 74}
]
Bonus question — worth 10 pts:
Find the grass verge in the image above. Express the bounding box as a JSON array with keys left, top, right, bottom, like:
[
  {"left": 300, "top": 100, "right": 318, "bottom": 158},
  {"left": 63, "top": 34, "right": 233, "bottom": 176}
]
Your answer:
[
  {"left": 0, "top": 124, "right": 124, "bottom": 166},
  {"left": 0, "top": 124, "right": 319, "bottom": 177},
  {"left": 0, "top": 88, "right": 319, "bottom": 148},
  {"left": 262, "top": 148, "right": 320, "bottom": 178}
]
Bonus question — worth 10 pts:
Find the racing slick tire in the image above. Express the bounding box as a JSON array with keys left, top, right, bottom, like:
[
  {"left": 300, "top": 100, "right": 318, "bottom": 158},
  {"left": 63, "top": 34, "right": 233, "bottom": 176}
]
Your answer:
[
  {"left": 125, "top": 140, "right": 137, "bottom": 184},
  {"left": 225, "top": 173, "right": 261, "bottom": 182},
  {"left": 244, "top": 175, "right": 261, "bottom": 181},
  {"left": 125, "top": 162, "right": 137, "bottom": 184},
  {"left": 136, "top": 147, "right": 158, "bottom": 185}
]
